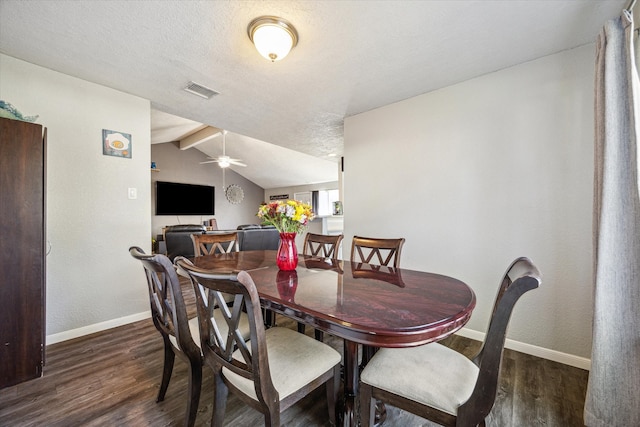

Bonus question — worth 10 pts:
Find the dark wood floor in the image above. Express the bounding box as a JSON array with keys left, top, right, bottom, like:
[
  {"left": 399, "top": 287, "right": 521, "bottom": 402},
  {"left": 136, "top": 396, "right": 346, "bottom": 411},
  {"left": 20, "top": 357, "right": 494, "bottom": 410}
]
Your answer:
[{"left": 0, "top": 280, "right": 589, "bottom": 426}]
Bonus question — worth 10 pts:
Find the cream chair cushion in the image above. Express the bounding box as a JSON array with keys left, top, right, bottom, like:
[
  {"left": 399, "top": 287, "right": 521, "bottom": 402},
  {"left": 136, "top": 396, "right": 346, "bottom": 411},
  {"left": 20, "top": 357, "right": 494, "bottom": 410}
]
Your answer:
[
  {"left": 360, "top": 342, "right": 479, "bottom": 416},
  {"left": 222, "top": 327, "right": 341, "bottom": 401}
]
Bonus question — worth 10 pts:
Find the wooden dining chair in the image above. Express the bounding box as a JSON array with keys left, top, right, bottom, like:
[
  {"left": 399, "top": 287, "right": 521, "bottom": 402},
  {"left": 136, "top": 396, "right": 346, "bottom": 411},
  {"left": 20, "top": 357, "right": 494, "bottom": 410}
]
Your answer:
[
  {"left": 175, "top": 259, "right": 342, "bottom": 427},
  {"left": 351, "top": 235, "right": 406, "bottom": 365},
  {"left": 129, "top": 246, "right": 203, "bottom": 427},
  {"left": 303, "top": 232, "right": 344, "bottom": 259},
  {"left": 350, "top": 235, "right": 405, "bottom": 269},
  {"left": 191, "top": 232, "right": 239, "bottom": 256},
  {"left": 359, "top": 257, "right": 541, "bottom": 427},
  {"left": 298, "top": 232, "right": 345, "bottom": 340}
]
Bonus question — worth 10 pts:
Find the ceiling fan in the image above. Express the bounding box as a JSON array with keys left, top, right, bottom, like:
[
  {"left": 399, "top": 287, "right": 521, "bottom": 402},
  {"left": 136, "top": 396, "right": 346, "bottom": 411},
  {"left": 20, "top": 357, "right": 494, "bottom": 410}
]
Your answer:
[{"left": 200, "top": 130, "right": 246, "bottom": 168}]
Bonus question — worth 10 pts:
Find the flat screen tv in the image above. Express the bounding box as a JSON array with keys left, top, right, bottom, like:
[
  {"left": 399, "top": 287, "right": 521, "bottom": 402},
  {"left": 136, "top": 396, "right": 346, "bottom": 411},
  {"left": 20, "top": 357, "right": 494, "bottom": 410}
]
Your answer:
[{"left": 155, "top": 181, "right": 215, "bottom": 216}]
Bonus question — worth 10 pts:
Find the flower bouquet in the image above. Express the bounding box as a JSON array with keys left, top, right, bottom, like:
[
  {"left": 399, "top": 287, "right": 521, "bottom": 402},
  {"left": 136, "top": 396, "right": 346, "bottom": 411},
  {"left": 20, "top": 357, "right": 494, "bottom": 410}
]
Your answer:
[{"left": 257, "top": 200, "right": 314, "bottom": 270}]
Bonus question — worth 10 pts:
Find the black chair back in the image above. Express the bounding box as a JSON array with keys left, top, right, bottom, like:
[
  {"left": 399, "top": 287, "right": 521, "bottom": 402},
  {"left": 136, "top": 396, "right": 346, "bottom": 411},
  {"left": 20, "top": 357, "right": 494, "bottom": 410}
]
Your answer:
[{"left": 164, "top": 224, "right": 206, "bottom": 260}]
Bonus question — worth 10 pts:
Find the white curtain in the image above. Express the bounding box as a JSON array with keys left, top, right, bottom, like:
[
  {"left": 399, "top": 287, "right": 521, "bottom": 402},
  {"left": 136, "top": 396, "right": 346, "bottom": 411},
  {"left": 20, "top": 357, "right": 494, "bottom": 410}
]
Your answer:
[{"left": 585, "top": 11, "right": 640, "bottom": 427}]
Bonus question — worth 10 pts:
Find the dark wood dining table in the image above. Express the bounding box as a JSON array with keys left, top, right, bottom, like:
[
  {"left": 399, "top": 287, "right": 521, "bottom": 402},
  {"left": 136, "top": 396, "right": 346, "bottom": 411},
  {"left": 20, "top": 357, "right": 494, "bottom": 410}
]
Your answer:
[{"left": 190, "top": 250, "right": 476, "bottom": 427}]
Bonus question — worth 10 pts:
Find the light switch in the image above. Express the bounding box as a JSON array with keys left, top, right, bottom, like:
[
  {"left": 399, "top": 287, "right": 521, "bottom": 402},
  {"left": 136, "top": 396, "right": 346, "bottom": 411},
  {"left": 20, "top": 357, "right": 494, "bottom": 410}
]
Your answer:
[{"left": 128, "top": 187, "right": 137, "bottom": 199}]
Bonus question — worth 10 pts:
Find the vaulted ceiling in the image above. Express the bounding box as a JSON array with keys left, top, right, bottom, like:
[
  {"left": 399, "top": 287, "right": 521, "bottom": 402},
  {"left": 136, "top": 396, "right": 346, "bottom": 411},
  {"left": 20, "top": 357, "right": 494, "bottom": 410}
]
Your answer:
[{"left": 0, "top": 0, "right": 627, "bottom": 188}]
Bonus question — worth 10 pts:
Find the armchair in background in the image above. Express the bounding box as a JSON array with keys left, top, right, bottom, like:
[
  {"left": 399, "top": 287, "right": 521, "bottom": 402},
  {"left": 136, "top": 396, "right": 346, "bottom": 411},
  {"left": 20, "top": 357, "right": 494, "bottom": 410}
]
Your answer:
[{"left": 164, "top": 224, "right": 206, "bottom": 261}]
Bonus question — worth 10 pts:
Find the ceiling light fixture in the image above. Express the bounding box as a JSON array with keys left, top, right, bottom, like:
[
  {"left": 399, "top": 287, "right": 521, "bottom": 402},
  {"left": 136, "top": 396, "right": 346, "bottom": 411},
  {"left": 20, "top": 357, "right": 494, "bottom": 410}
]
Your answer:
[
  {"left": 248, "top": 16, "right": 298, "bottom": 62},
  {"left": 217, "top": 156, "right": 231, "bottom": 168}
]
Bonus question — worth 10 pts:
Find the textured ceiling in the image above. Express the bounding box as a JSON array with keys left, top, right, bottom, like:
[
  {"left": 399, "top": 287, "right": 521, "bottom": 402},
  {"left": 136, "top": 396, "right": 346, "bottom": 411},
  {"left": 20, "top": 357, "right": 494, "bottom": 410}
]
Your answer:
[{"left": 0, "top": 0, "right": 628, "bottom": 187}]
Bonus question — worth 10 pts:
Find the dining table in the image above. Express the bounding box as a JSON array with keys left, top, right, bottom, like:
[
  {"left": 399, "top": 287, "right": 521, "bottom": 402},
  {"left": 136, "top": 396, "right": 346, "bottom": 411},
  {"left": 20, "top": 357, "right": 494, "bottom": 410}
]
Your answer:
[{"left": 190, "top": 250, "right": 476, "bottom": 427}]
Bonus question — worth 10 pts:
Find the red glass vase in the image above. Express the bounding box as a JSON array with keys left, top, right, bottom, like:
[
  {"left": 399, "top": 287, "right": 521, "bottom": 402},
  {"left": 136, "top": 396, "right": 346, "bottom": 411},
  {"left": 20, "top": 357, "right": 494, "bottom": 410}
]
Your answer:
[
  {"left": 276, "top": 270, "right": 298, "bottom": 302},
  {"left": 276, "top": 232, "right": 298, "bottom": 271}
]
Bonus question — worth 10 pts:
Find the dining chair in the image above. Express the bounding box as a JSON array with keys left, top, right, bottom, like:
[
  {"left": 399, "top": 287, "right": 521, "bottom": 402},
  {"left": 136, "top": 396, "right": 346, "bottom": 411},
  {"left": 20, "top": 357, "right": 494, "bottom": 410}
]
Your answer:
[
  {"left": 303, "top": 232, "right": 344, "bottom": 259},
  {"left": 359, "top": 257, "right": 541, "bottom": 427},
  {"left": 175, "top": 259, "right": 342, "bottom": 427},
  {"left": 298, "top": 233, "right": 345, "bottom": 340},
  {"left": 128, "top": 246, "right": 203, "bottom": 427},
  {"left": 350, "top": 235, "right": 406, "bottom": 366},
  {"left": 350, "top": 235, "right": 405, "bottom": 269},
  {"left": 130, "top": 247, "right": 251, "bottom": 427},
  {"left": 191, "top": 231, "right": 239, "bottom": 256}
]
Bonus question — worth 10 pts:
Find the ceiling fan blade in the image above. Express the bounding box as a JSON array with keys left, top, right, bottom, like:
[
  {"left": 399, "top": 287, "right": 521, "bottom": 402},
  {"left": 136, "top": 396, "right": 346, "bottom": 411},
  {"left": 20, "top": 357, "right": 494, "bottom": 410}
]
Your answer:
[{"left": 200, "top": 130, "right": 249, "bottom": 168}]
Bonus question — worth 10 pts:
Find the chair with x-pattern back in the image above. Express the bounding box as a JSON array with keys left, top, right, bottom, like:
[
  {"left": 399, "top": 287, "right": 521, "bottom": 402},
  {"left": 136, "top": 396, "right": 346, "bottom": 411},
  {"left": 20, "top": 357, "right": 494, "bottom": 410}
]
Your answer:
[
  {"left": 298, "top": 232, "right": 345, "bottom": 340},
  {"left": 350, "top": 235, "right": 406, "bottom": 367},
  {"left": 129, "top": 246, "right": 203, "bottom": 427},
  {"left": 175, "top": 258, "right": 341, "bottom": 427},
  {"left": 191, "top": 232, "right": 239, "bottom": 256},
  {"left": 303, "top": 232, "right": 344, "bottom": 259},
  {"left": 350, "top": 235, "right": 405, "bottom": 269}
]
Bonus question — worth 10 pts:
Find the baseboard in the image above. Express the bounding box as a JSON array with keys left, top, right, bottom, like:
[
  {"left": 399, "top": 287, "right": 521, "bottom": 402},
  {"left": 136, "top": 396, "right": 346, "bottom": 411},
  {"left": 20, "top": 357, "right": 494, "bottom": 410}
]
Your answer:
[
  {"left": 46, "top": 311, "right": 151, "bottom": 345},
  {"left": 45, "top": 314, "right": 591, "bottom": 371},
  {"left": 455, "top": 327, "right": 591, "bottom": 371}
]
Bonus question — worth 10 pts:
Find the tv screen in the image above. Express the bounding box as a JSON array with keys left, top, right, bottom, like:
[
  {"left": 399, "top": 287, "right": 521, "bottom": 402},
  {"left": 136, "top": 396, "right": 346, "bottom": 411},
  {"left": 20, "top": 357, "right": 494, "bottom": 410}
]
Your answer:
[{"left": 155, "top": 181, "right": 215, "bottom": 216}]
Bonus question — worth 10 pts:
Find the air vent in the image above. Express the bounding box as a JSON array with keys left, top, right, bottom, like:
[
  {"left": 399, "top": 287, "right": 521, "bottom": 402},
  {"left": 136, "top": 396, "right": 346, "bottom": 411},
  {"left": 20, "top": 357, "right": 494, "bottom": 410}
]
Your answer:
[{"left": 183, "top": 82, "right": 219, "bottom": 99}]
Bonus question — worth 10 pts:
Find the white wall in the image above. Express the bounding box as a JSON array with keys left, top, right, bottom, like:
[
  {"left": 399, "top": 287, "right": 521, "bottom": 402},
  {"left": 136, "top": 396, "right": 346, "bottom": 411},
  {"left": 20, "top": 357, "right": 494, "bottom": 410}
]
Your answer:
[
  {"left": 151, "top": 142, "right": 265, "bottom": 235},
  {"left": 264, "top": 181, "right": 340, "bottom": 204},
  {"left": 0, "top": 54, "right": 152, "bottom": 341},
  {"left": 344, "top": 45, "right": 594, "bottom": 363}
]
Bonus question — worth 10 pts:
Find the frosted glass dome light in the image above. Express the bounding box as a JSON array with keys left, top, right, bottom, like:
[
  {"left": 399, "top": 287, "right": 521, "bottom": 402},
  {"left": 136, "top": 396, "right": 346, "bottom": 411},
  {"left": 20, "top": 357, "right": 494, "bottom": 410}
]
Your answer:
[{"left": 248, "top": 16, "right": 298, "bottom": 62}]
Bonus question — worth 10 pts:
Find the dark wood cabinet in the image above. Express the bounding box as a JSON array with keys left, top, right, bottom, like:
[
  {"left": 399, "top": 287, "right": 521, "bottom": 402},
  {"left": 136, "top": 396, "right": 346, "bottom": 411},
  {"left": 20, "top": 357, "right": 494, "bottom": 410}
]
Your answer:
[{"left": 0, "top": 117, "right": 46, "bottom": 389}]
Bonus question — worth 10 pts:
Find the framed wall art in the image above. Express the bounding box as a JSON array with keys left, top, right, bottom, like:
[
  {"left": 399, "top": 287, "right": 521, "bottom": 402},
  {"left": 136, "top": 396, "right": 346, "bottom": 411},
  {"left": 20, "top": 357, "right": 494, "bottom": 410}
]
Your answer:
[{"left": 102, "top": 129, "right": 131, "bottom": 158}]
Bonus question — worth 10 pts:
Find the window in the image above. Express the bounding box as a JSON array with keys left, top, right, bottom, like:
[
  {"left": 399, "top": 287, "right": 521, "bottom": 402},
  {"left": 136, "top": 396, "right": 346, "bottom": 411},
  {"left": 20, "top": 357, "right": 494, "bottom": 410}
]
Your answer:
[{"left": 316, "top": 189, "right": 340, "bottom": 216}]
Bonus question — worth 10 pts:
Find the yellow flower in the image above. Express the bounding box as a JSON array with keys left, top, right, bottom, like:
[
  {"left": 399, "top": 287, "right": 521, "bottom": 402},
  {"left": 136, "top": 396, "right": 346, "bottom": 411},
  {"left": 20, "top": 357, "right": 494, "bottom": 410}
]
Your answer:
[{"left": 256, "top": 200, "right": 315, "bottom": 233}]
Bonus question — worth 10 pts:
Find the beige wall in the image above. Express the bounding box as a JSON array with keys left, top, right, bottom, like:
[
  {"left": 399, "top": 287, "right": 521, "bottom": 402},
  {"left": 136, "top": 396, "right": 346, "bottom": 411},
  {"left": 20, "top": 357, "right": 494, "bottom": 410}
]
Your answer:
[
  {"left": 0, "top": 54, "right": 152, "bottom": 341},
  {"left": 344, "top": 44, "right": 594, "bottom": 367}
]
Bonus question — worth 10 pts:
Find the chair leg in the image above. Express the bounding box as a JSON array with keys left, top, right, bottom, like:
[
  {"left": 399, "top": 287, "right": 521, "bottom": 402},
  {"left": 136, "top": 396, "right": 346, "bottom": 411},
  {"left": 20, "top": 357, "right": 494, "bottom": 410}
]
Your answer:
[
  {"left": 326, "top": 366, "right": 340, "bottom": 425},
  {"left": 359, "top": 382, "right": 375, "bottom": 427},
  {"left": 360, "top": 345, "right": 378, "bottom": 369},
  {"left": 185, "top": 358, "right": 202, "bottom": 427},
  {"left": 314, "top": 329, "right": 324, "bottom": 342},
  {"left": 265, "top": 409, "right": 280, "bottom": 427},
  {"left": 211, "top": 372, "right": 228, "bottom": 427},
  {"left": 298, "top": 322, "right": 306, "bottom": 334},
  {"left": 264, "top": 309, "right": 276, "bottom": 327},
  {"left": 157, "top": 340, "right": 175, "bottom": 402}
]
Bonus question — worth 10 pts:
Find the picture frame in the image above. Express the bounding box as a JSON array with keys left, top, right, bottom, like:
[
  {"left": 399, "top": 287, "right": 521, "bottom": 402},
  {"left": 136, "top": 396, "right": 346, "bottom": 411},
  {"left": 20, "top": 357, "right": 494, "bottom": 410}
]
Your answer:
[{"left": 102, "top": 129, "right": 131, "bottom": 158}]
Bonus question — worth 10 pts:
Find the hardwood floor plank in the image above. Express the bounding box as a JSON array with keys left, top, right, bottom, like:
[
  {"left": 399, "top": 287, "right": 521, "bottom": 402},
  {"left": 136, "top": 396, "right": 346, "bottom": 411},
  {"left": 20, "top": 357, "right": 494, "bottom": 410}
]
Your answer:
[{"left": 0, "top": 280, "right": 588, "bottom": 426}]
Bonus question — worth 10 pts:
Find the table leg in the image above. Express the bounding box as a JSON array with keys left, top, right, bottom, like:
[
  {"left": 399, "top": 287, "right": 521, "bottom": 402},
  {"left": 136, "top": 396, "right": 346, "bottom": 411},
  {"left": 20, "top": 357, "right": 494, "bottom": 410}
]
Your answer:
[
  {"left": 337, "top": 341, "right": 387, "bottom": 427},
  {"left": 338, "top": 340, "right": 359, "bottom": 427}
]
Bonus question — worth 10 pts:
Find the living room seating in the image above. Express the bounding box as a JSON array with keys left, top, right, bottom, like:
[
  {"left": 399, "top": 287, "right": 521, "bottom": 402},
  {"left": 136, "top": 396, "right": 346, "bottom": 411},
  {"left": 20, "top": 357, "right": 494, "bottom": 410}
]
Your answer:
[
  {"left": 175, "top": 261, "right": 341, "bottom": 427},
  {"left": 162, "top": 224, "right": 279, "bottom": 260},
  {"left": 163, "top": 224, "right": 206, "bottom": 261},
  {"left": 235, "top": 224, "right": 280, "bottom": 251},
  {"left": 358, "top": 257, "right": 541, "bottom": 427}
]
